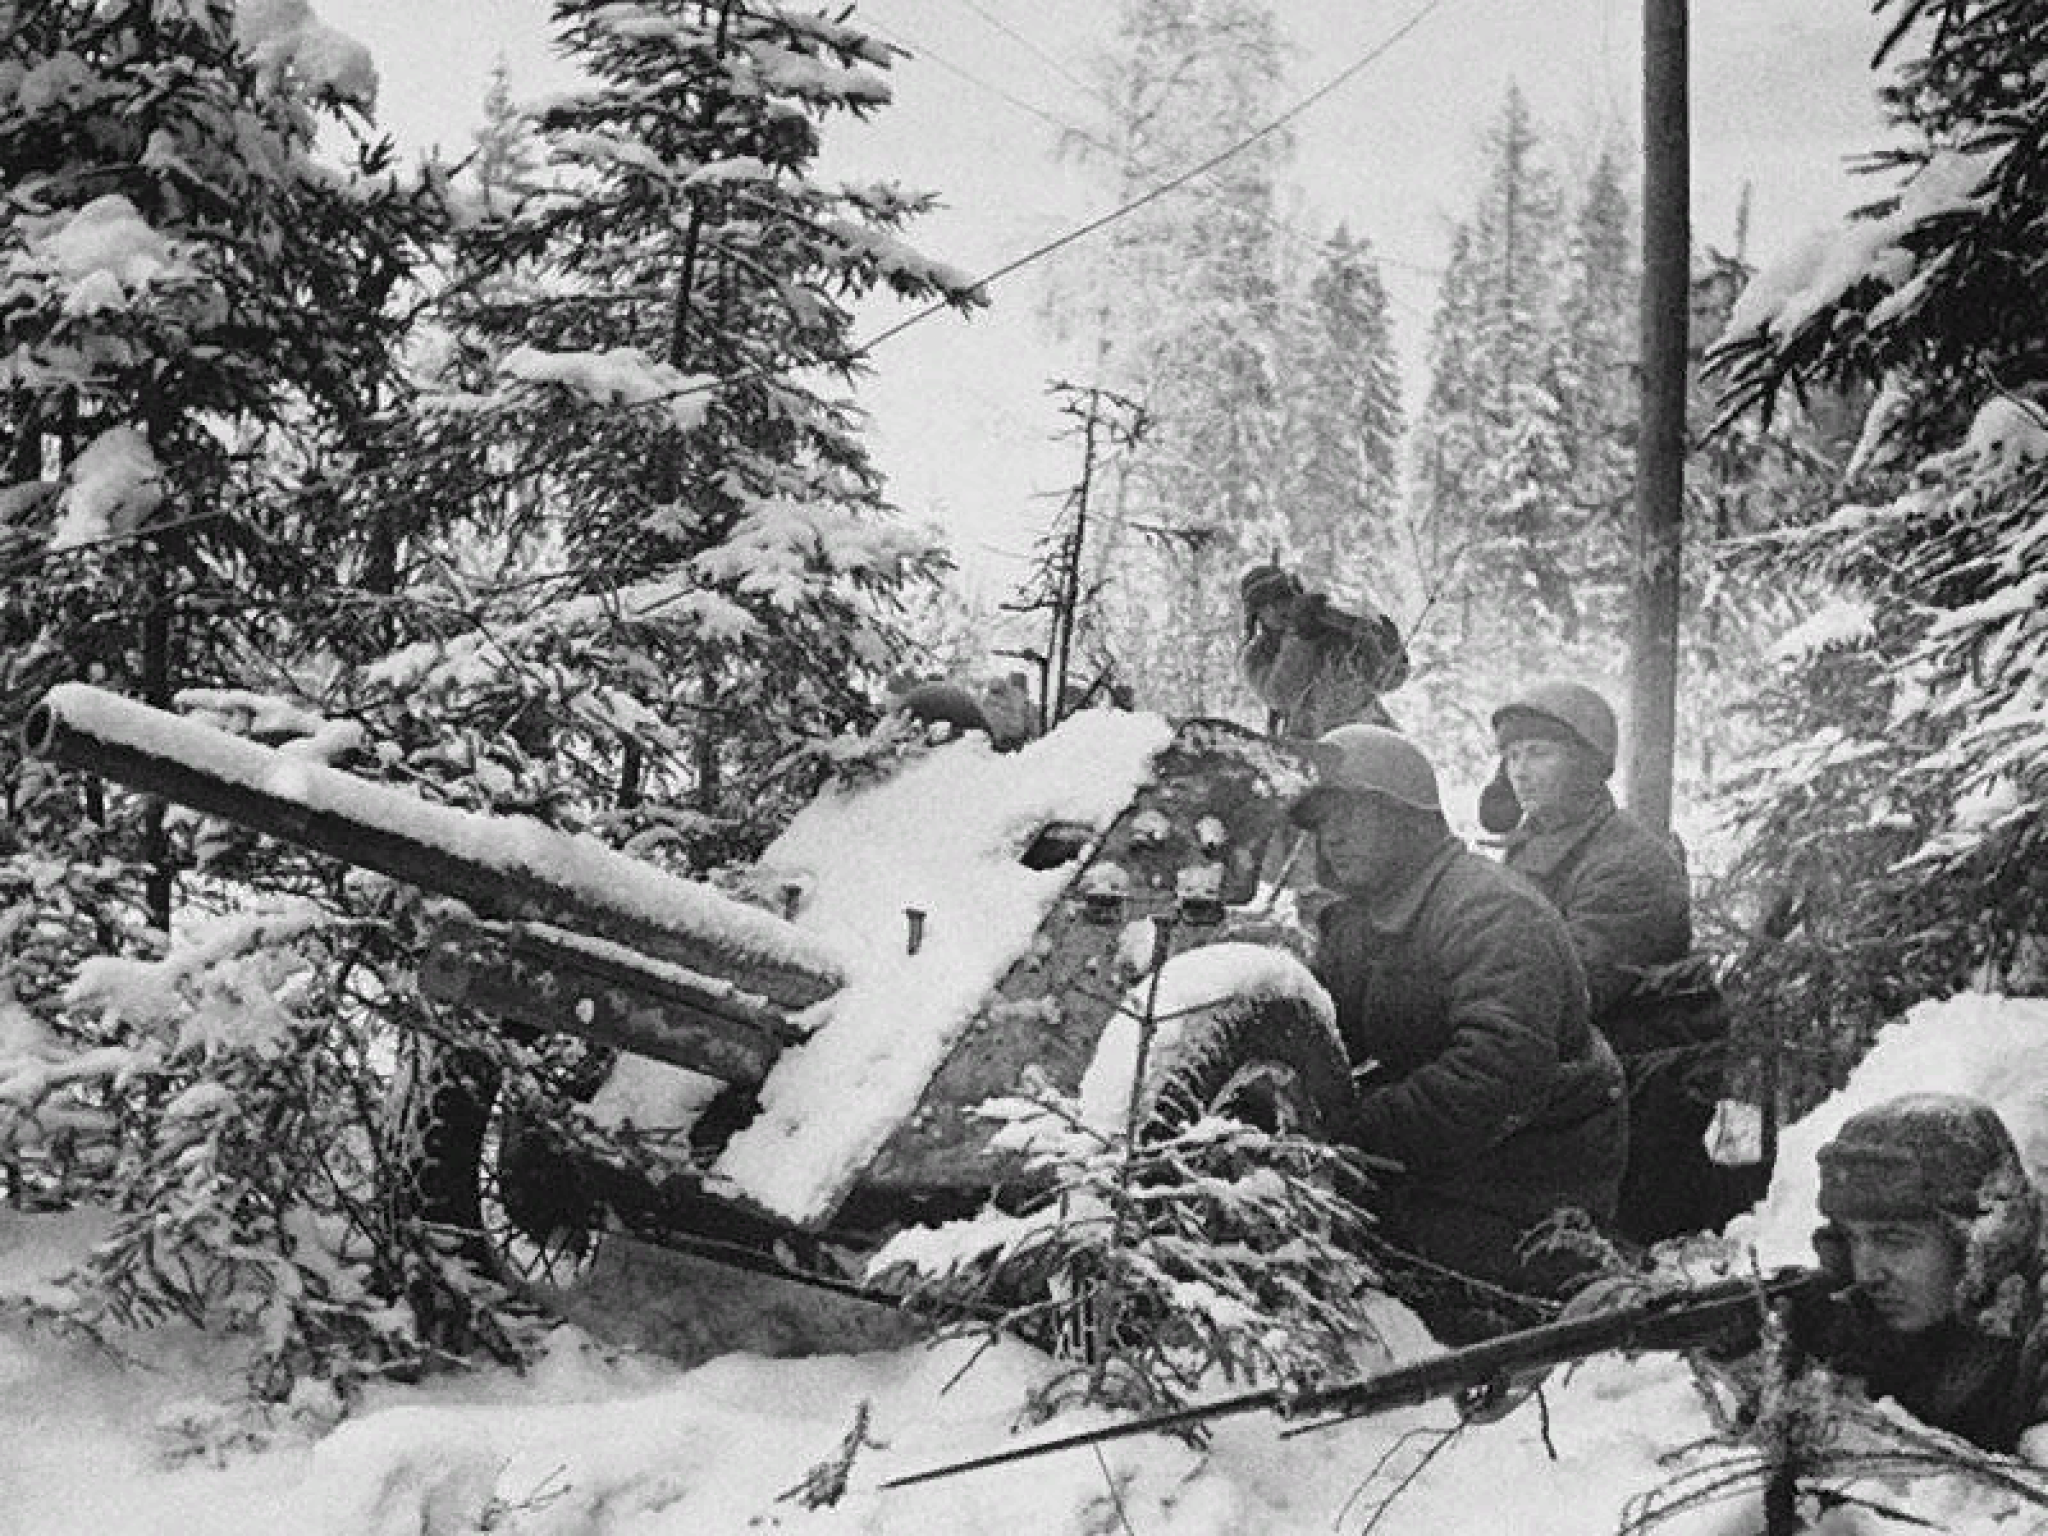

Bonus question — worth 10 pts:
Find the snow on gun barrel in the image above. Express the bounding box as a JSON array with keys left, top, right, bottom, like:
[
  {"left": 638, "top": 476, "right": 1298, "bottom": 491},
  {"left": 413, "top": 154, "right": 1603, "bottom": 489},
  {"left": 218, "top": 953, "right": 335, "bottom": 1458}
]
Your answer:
[{"left": 20, "top": 683, "right": 847, "bottom": 1072}]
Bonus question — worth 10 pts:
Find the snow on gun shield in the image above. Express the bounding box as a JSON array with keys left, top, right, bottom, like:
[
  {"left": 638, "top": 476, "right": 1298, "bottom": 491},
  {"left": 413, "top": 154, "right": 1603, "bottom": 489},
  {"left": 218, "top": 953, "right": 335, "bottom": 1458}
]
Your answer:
[
  {"left": 22, "top": 683, "right": 1359, "bottom": 1360},
  {"left": 884, "top": 1266, "right": 1834, "bottom": 1489}
]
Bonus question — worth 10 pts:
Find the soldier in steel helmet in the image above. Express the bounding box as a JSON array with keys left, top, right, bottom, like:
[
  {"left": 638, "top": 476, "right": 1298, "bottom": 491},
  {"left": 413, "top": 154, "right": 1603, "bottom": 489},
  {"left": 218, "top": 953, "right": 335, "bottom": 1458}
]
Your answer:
[
  {"left": 1481, "top": 679, "right": 1720, "bottom": 1244},
  {"left": 1290, "top": 723, "right": 1629, "bottom": 1342},
  {"left": 1798, "top": 1092, "right": 2048, "bottom": 1457}
]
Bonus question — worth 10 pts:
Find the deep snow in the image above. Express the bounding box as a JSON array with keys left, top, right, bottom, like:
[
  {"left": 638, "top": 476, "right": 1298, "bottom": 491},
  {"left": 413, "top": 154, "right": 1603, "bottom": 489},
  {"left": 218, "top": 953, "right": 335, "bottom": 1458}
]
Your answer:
[{"left": 9, "top": 993, "right": 2048, "bottom": 1536}]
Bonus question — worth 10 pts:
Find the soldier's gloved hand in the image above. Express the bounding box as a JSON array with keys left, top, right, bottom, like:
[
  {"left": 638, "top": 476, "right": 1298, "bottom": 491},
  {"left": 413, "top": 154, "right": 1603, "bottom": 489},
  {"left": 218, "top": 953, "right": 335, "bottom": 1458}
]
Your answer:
[{"left": 1212, "top": 911, "right": 1314, "bottom": 960}]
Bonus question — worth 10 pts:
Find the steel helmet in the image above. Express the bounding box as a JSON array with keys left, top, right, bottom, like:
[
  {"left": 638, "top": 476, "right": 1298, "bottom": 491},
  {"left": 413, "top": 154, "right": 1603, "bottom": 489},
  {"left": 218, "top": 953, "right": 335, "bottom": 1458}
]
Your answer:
[
  {"left": 1298, "top": 723, "right": 1441, "bottom": 815},
  {"left": 1491, "top": 680, "right": 1619, "bottom": 778}
]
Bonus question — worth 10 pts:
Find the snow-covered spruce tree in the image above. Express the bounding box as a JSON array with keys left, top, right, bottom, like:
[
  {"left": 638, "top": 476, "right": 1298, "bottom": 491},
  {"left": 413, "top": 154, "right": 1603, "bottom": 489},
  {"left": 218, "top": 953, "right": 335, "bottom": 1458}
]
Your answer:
[
  {"left": 0, "top": 0, "right": 426, "bottom": 941},
  {"left": 0, "top": 0, "right": 418, "bottom": 1007},
  {"left": 869, "top": 1081, "right": 1383, "bottom": 1424},
  {"left": 0, "top": 0, "right": 496, "bottom": 1396},
  {"left": 1403, "top": 86, "right": 1581, "bottom": 752},
  {"left": 212, "top": 0, "right": 981, "bottom": 1393},
  {"left": 1049, "top": 0, "right": 1295, "bottom": 718},
  {"left": 1709, "top": 0, "right": 2048, "bottom": 1073},
  {"left": 1275, "top": 226, "right": 1405, "bottom": 618},
  {"left": 428, "top": 0, "right": 983, "bottom": 862},
  {"left": 1550, "top": 140, "right": 1637, "bottom": 607},
  {"left": 472, "top": 55, "right": 545, "bottom": 214}
]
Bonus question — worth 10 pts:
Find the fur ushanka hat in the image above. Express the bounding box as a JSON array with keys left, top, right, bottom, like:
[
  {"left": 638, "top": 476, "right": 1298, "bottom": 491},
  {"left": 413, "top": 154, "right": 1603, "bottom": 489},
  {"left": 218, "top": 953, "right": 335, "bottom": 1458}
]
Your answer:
[{"left": 1817, "top": 1093, "right": 2045, "bottom": 1335}]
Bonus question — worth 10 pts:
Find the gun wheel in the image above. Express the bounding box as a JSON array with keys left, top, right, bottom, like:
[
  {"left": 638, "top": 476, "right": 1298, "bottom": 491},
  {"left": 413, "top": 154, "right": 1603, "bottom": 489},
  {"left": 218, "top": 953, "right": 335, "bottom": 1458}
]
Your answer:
[
  {"left": 1134, "top": 992, "right": 1354, "bottom": 1140},
  {"left": 475, "top": 1095, "right": 609, "bottom": 1293},
  {"left": 1007, "top": 990, "right": 1367, "bottom": 1366},
  {"left": 403, "top": 1036, "right": 615, "bottom": 1302}
]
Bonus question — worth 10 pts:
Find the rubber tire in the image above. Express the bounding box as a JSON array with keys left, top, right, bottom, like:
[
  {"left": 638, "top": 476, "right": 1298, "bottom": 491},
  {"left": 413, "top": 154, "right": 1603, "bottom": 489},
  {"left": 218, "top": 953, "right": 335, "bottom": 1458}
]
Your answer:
[
  {"left": 1133, "top": 991, "right": 1356, "bottom": 1141},
  {"left": 1034, "top": 991, "right": 1360, "bottom": 1367},
  {"left": 402, "top": 1036, "right": 612, "bottom": 1295}
]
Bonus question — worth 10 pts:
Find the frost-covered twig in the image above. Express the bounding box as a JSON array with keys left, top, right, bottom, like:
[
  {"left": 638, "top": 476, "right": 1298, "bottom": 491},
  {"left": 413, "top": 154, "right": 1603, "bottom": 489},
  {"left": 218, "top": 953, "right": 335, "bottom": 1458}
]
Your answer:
[{"left": 777, "top": 1399, "right": 885, "bottom": 1510}]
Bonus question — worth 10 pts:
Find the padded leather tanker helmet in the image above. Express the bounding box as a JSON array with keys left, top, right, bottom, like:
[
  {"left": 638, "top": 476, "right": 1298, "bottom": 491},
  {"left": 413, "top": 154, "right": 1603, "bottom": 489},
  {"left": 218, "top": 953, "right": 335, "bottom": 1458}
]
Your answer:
[
  {"left": 1291, "top": 723, "right": 1441, "bottom": 828},
  {"left": 1491, "top": 679, "right": 1619, "bottom": 778}
]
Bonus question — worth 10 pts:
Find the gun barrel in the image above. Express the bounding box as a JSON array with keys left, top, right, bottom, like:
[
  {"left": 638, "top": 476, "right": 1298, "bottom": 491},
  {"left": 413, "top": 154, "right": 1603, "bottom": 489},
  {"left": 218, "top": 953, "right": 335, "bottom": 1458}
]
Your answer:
[{"left": 23, "top": 684, "right": 846, "bottom": 1012}]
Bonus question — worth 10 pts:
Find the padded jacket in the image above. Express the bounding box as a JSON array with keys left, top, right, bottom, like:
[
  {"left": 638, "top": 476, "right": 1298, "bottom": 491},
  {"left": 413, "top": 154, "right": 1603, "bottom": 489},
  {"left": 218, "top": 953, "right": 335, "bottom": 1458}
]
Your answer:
[
  {"left": 1503, "top": 786, "right": 1692, "bottom": 1022},
  {"left": 1314, "top": 841, "right": 1627, "bottom": 1230}
]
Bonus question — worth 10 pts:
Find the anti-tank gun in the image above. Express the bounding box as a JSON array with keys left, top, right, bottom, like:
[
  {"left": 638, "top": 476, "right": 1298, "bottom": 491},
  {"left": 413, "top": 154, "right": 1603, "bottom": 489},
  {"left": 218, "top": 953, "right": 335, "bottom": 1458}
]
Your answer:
[{"left": 23, "top": 683, "right": 1348, "bottom": 1361}]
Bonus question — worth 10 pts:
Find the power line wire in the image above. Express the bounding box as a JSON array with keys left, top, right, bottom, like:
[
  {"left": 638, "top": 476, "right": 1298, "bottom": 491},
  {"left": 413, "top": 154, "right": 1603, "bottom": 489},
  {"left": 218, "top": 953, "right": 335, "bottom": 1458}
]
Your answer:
[
  {"left": 8, "top": 0, "right": 1459, "bottom": 584},
  {"left": 871, "top": 7, "right": 1445, "bottom": 290},
  {"left": 851, "top": 0, "right": 1457, "bottom": 359},
  {"left": 954, "top": 0, "right": 1096, "bottom": 98},
  {"left": 860, "top": 16, "right": 1079, "bottom": 140}
]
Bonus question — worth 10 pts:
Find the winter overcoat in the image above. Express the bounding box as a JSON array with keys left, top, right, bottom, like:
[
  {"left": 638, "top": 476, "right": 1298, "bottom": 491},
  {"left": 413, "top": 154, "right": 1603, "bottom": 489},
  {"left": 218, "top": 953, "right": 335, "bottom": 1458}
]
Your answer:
[
  {"left": 1238, "top": 592, "right": 1406, "bottom": 739},
  {"left": 1810, "top": 1302, "right": 2048, "bottom": 1455},
  {"left": 1314, "top": 841, "right": 1628, "bottom": 1320},
  {"left": 1501, "top": 786, "right": 1691, "bottom": 1020},
  {"left": 1503, "top": 787, "right": 1727, "bottom": 1243}
]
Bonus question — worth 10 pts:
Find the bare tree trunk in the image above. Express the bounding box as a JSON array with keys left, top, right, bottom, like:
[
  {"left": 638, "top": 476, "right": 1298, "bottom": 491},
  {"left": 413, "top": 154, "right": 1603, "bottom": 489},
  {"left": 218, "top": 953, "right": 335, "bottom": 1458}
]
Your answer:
[
  {"left": 142, "top": 571, "right": 176, "bottom": 933},
  {"left": 664, "top": 0, "right": 734, "bottom": 821},
  {"left": 1048, "top": 394, "right": 1099, "bottom": 731},
  {"left": 1624, "top": 0, "right": 1689, "bottom": 836}
]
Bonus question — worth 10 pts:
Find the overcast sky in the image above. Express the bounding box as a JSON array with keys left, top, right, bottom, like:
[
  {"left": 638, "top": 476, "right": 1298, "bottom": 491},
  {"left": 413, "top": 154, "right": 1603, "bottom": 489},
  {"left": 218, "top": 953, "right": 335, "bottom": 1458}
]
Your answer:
[{"left": 319, "top": 0, "right": 1892, "bottom": 590}]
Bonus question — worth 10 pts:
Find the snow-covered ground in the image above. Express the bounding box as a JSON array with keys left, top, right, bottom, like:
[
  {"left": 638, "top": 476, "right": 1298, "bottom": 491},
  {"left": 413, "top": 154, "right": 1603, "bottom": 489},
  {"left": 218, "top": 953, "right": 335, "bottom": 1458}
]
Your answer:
[{"left": 8, "top": 993, "right": 2048, "bottom": 1535}]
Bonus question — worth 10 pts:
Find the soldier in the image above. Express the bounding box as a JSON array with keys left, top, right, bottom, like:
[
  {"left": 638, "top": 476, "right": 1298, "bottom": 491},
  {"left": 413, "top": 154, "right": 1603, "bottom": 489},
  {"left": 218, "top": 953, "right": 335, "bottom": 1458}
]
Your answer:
[
  {"left": 1290, "top": 723, "right": 1628, "bottom": 1342},
  {"left": 1481, "top": 680, "right": 1722, "bottom": 1244},
  {"left": 1238, "top": 562, "right": 1408, "bottom": 739},
  {"left": 1800, "top": 1093, "right": 2048, "bottom": 1458}
]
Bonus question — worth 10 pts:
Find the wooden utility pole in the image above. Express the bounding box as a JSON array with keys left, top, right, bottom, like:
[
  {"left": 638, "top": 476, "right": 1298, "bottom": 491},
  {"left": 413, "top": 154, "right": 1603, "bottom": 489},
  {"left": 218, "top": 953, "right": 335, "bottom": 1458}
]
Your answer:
[{"left": 1625, "top": 0, "right": 1689, "bottom": 836}]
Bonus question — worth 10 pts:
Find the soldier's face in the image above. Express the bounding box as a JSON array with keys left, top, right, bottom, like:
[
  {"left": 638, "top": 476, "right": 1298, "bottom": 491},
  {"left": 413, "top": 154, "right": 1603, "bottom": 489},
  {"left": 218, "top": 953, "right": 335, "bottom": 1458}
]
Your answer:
[
  {"left": 1840, "top": 1217, "right": 1963, "bottom": 1334},
  {"left": 1311, "top": 793, "right": 1398, "bottom": 890},
  {"left": 1502, "top": 737, "right": 1583, "bottom": 818}
]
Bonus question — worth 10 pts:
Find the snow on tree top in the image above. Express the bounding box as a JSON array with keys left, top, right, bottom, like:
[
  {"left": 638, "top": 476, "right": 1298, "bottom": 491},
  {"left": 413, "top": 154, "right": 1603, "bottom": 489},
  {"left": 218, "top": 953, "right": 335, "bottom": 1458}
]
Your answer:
[
  {"left": 691, "top": 500, "right": 938, "bottom": 608},
  {"left": 733, "top": 41, "right": 891, "bottom": 107},
  {"left": 818, "top": 217, "right": 980, "bottom": 295},
  {"left": 711, "top": 708, "right": 1176, "bottom": 1226},
  {"left": 51, "top": 426, "right": 162, "bottom": 552},
  {"left": 1960, "top": 395, "right": 2048, "bottom": 468},
  {"left": 20, "top": 194, "right": 181, "bottom": 294},
  {"left": 1767, "top": 595, "right": 1875, "bottom": 664},
  {"left": 1723, "top": 146, "right": 2005, "bottom": 345},
  {"left": 496, "top": 345, "right": 712, "bottom": 433},
  {"left": 685, "top": 156, "right": 775, "bottom": 187},
  {"left": 361, "top": 575, "right": 756, "bottom": 696},
  {"left": 552, "top": 131, "right": 674, "bottom": 177},
  {"left": 234, "top": 0, "right": 378, "bottom": 111}
]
